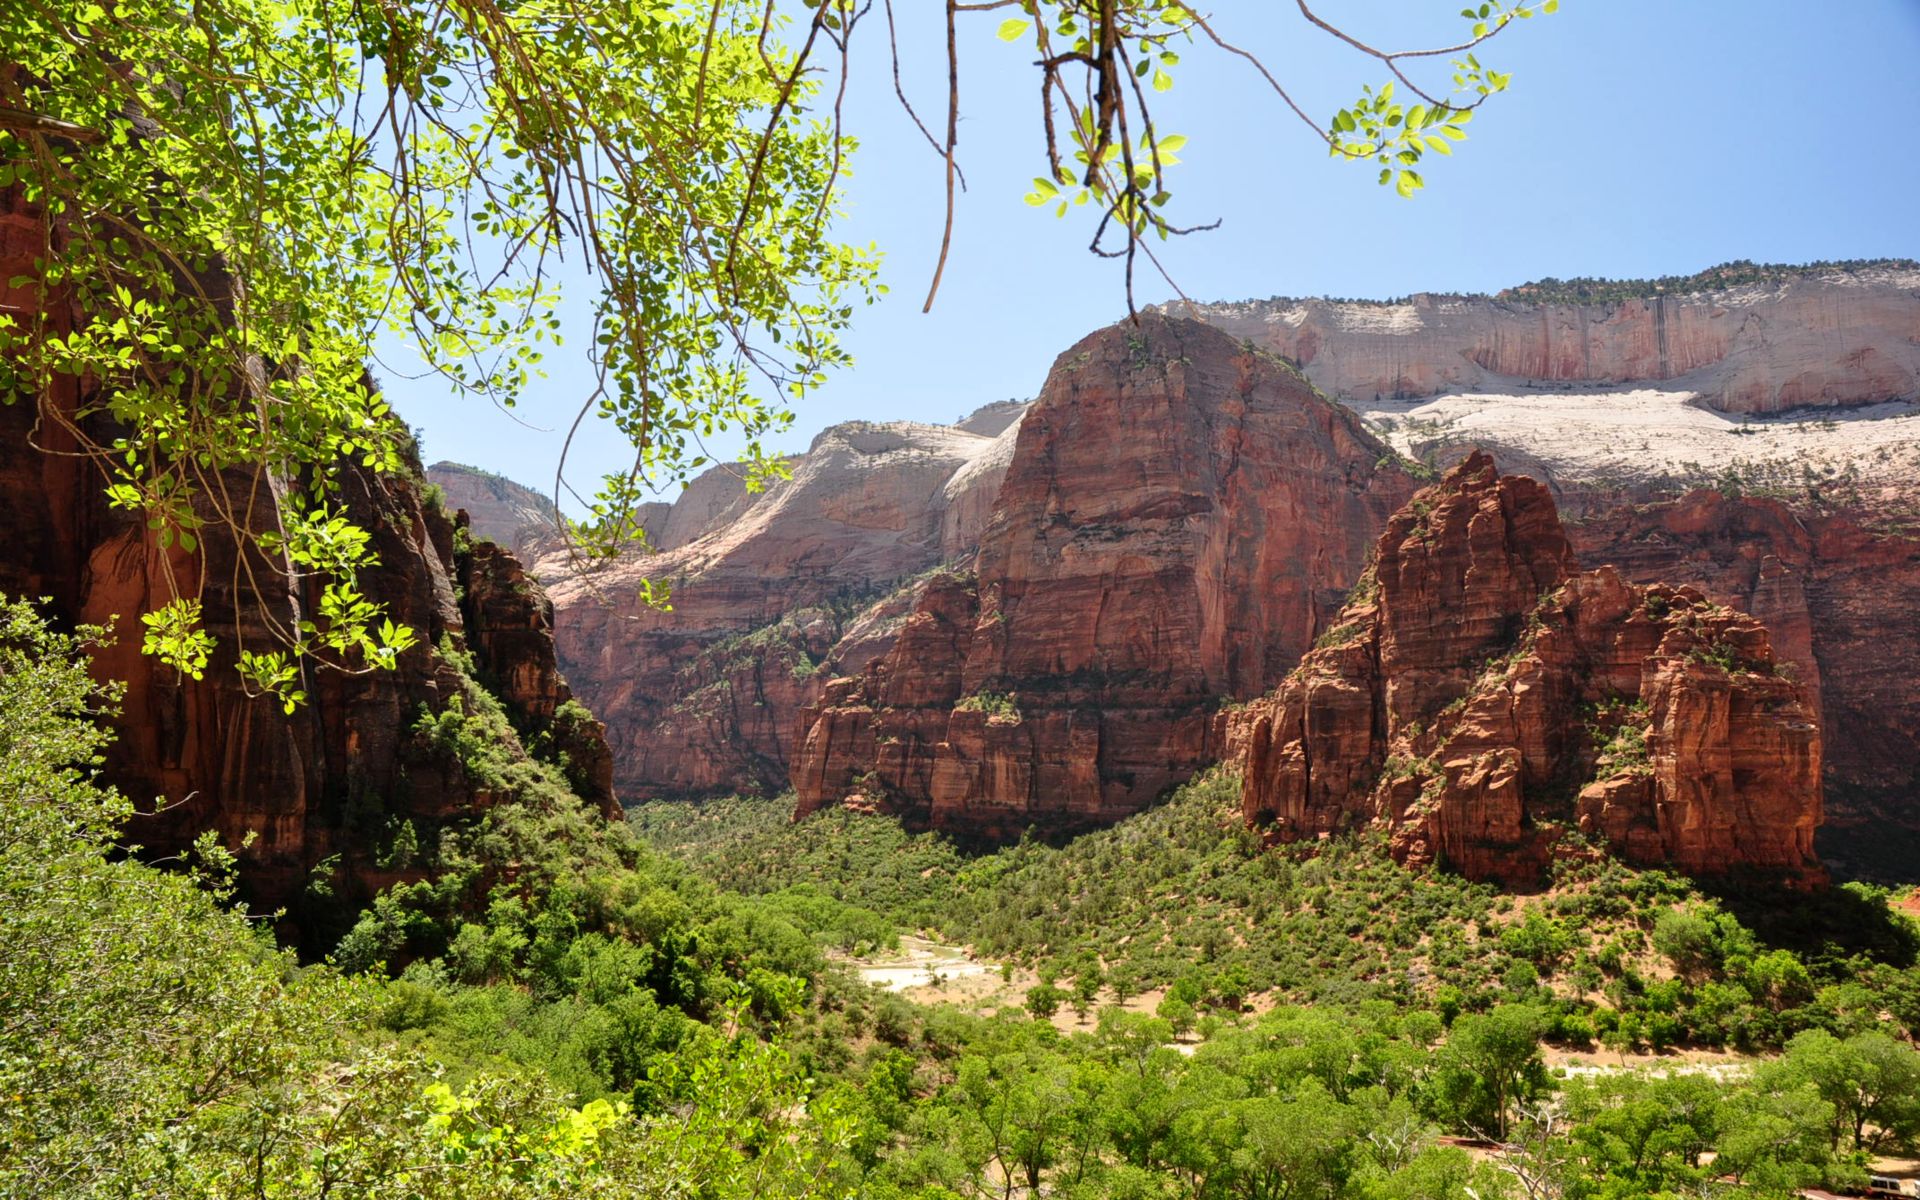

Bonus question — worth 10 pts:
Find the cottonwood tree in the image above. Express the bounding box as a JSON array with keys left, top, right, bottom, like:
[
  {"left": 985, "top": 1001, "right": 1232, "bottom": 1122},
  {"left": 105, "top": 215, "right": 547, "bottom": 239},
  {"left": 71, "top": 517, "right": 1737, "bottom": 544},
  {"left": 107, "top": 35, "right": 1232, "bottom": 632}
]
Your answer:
[
  {"left": 1433, "top": 1003, "right": 1551, "bottom": 1140},
  {"left": 1763, "top": 1028, "right": 1920, "bottom": 1152},
  {"left": 0, "top": 0, "right": 1555, "bottom": 707}
]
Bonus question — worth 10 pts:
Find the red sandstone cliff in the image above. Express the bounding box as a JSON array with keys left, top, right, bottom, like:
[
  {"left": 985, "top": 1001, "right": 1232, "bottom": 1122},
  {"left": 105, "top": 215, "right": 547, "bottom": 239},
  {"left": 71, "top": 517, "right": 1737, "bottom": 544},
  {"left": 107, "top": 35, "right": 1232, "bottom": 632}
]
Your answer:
[
  {"left": 0, "top": 388, "right": 612, "bottom": 931},
  {"left": 790, "top": 314, "right": 1415, "bottom": 837},
  {"left": 1238, "top": 452, "right": 1823, "bottom": 885},
  {"left": 1184, "top": 267, "right": 1920, "bottom": 414},
  {"left": 0, "top": 184, "right": 612, "bottom": 938},
  {"left": 543, "top": 417, "right": 1021, "bottom": 801},
  {"left": 1563, "top": 494, "right": 1920, "bottom": 877}
]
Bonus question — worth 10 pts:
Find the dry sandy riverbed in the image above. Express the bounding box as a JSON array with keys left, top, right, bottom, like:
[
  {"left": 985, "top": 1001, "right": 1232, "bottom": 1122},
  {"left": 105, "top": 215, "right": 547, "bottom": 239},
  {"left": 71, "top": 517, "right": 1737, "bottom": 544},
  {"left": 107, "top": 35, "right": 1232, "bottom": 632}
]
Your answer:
[{"left": 841, "top": 936, "right": 1003, "bottom": 993}]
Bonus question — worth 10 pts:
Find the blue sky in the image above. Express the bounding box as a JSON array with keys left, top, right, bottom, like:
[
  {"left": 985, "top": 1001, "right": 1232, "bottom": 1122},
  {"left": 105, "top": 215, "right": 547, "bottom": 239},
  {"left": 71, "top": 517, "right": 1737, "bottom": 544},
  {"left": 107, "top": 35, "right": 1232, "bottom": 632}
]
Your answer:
[{"left": 389, "top": 0, "right": 1920, "bottom": 508}]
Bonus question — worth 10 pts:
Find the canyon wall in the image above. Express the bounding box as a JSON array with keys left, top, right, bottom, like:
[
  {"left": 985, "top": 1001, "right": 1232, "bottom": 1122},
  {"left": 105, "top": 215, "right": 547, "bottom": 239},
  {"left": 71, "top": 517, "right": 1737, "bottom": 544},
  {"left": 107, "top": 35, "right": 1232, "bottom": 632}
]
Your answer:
[
  {"left": 790, "top": 314, "right": 1414, "bottom": 838},
  {"left": 1182, "top": 267, "right": 1920, "bottom": 414},
  {"left": 427, "top": 460, "right": 671, "bottom": 563},
  {"left": 1238, "top": 453, "right": 1824, "bottom": 886},
  {"left": 1, "top": 188, "right": 612, "bottom": 941},
  {"left": 449, "top": 271, "right": 1919, "bottom": 878},
  {"left": 541, "top": 414, "right": 1023, "bottom": 801},
  {"left": 0, "top": 391, "right": 612, "bottom": 934},
  {"left": 1563, "top": 495, "right": 1920, "bottom": 877}
]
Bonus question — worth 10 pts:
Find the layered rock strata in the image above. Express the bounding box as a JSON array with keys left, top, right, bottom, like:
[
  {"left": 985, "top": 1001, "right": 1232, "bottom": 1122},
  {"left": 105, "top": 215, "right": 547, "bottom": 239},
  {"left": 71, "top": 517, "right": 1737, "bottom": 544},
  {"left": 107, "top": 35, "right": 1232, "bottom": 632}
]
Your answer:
[
  {"left": 0, "top": 183, "right": 612, "bottom": 935},
  {"left": 1564, "top": 495, "right": 1920, "bottom": 874},
  {"left": 1237, "top": 452, "right": 1824, "bottom": 886},
  {"left": 544, "top": 417, "right": 1022, "bottom": 800},
  {"left": 1185, "top": 266, "right": 1920, "bottom": 414},
  {"left": 791, "top": 314, "right": 1415, "bottom": 838}
]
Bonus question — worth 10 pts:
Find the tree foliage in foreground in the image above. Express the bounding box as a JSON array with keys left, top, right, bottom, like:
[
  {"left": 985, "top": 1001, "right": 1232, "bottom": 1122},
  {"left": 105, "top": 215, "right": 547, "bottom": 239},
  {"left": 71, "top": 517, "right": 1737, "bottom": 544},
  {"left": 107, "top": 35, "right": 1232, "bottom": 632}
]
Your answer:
[
  {"left": 0, "top": 0, "right": 1559, "bottom": 707},
  {"left": 1, "top": 0, "right": 877, "bottom": 706},
  {"left": 0, "top": 595, "right": 863, "bottom": 1198}
]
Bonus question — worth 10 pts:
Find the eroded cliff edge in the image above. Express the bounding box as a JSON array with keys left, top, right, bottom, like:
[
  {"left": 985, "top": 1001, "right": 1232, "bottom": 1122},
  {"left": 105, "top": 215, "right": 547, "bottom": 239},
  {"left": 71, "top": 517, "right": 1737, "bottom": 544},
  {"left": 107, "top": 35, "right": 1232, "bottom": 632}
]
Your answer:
[
  {"left": 790, "top": 314, "right": 1415, "bottom": 838},
  {"left": 1236, "top": 453, "right": 1823, "bottom": 886},
  {"left": 535, "top": 415, "right": 1023, "bottom": 802},
  {"left": 1181, "top": 264, "right": 1920, "bottom": 414}
]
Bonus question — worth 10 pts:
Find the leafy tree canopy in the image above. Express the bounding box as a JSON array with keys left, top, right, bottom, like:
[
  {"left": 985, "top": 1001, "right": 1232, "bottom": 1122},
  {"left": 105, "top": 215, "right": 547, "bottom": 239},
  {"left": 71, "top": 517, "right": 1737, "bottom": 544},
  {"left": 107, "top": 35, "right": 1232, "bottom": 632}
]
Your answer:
[{"left": 0, "top": 0, "right": 1552, "bottom": 707}]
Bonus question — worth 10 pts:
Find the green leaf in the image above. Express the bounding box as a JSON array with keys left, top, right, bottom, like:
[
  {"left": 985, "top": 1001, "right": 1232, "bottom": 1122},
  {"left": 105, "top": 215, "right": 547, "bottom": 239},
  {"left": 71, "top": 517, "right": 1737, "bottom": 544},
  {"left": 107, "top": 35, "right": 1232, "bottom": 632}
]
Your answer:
[
  {"left": 1151, "top": 68, "right": 1173, "bottom": 93},
  {"left": 997, "top": 17, "right": 1031, "bottom": 41}
]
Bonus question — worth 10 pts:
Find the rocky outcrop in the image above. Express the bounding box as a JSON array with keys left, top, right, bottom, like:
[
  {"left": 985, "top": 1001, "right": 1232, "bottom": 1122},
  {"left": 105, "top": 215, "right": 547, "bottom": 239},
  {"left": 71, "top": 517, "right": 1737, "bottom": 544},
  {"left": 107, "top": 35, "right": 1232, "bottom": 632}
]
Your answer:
[
  {"left": 1184, "top": 266, "right": 1920, "bottom": 414},
  {"left": 791, "top": 314, "right": 1415, "bottom": 838},
  {"left": 1565, "top": 494, "right": 1920, "bottom": 876},
  {"left": 0, "top": 181, "right": 612, "bottom": 941},
  {"left": 428, "top": 462, "right": 556, "bottom": 559},
  {"left": 544, "top": 419, "right": 1012, "bottom": 801},
  {"left": 1238, "top": 452, "right": 1824, "bottom": 885},
  {"left": 454, "top": 528, "right": 617, "bottom": 812},
  {"left": 0, "top": 390, "right": 613, "bottom": 933},
  {"left": 791, "top": 570, "right": 981, "bottom": 822}
]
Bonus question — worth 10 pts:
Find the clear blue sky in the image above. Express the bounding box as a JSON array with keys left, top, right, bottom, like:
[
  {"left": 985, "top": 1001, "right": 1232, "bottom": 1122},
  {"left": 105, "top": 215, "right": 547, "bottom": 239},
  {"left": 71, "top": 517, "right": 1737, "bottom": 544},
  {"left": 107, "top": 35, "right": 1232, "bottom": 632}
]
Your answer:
[{"left": 388, "top": 0, "right": 1920, "bottom": 509}]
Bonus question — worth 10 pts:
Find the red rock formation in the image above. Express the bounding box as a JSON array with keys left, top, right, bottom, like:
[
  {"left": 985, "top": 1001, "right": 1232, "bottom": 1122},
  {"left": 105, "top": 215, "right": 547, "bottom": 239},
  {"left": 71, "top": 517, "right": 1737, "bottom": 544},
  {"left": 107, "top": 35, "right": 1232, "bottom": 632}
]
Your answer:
[
  {"left": 0, "top": 181, "right": 612, "bottom": 937},
  {"left": 792, "top": 570, "right": 980, "bottom": 823},
  {"left": 455, "top": 527, "right": 617, "bottom": 813},
  {"left": 1239, "top": 452, "right": 1824, "bottom": 885},
  {"left": 1186, "top": 268, "right": 1920, "bottom": 414},
  {"left": 791, "top": 314, "right": 1415, "bottom": 838},
  {"left": 1565, "top": 493, "right": 1920, "bottom": 875},
  {"left": 544, "top": 419, "right": 1016, "bottom": 801},
  {"left": 0, "top": 387, "right": 611, "bottom": 931}
]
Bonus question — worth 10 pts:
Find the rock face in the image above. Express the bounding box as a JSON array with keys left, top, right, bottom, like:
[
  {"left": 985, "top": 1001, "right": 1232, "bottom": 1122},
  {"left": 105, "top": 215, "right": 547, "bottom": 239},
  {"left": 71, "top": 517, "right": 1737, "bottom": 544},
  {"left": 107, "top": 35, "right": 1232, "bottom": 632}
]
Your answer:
[
  {"left": 544, "top": 418, "right": 1018, "bottom": 801},
  {"left": 1564, "top": 495, "right": 1920, "bottom": 876},
  {"left": 1185, "top": 267, "right": 1920, "bottom": 414},
  {"left": 1238, "top": 452, "right": 1824, "bottom": 885},
  {"left": 0, "top": 183, "right": 612, "bottom": 939},
  {"left": 791, "top": 314, "right": 1415, "bottom": 838},
  {"left": 955, "top": 399, "right": 1030, "bottom": 437},
  {"left": 427, "top": 460, "right": 672, "bottom": 563},
  {"left": 0, "top": 389, "right": 613, "bottom": 931},
  {"left": 429, "top": 461, "right": 558, "bottom": 560}
]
